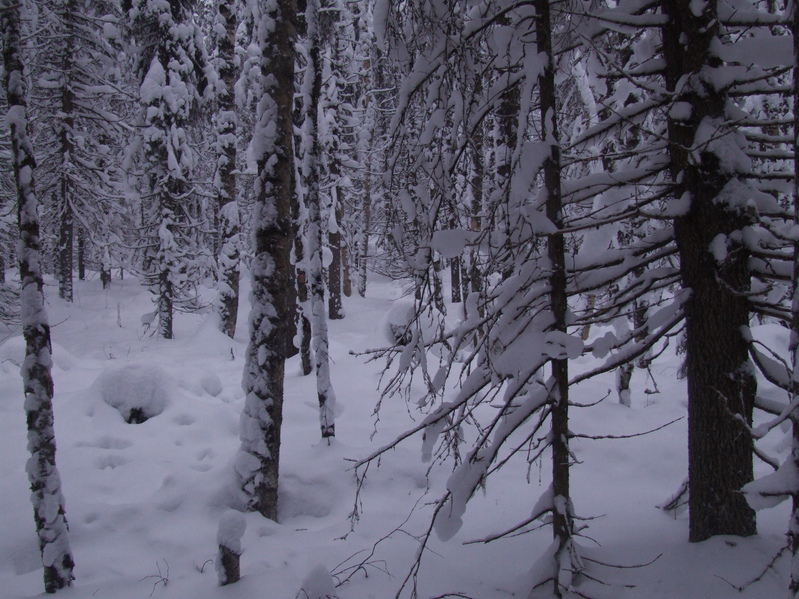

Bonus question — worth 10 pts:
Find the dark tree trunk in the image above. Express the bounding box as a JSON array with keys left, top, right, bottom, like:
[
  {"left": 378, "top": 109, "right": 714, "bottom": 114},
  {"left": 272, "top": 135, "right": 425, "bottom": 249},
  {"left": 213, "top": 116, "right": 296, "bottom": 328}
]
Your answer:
[
  {"left": 237, "top": 0, "right": 296, "bottom": 520},
  {"left": 77, "top": 226, "right": 85, "bottom": 281},
  {"left": 467, "top": 98, "right": 483, "bottom": 323},
  {"left": 450, "top": 256, "right": 461, "bottom": 303},
  {"left": 328, "top": 222, "right": 343, "bottom": 319},
  {"left": 662, "top": 0, "right": 756, "bottom": 542},
  {"left": 3, "top": 0, "right": 75, "bottom": 590},
  {"left": 217, "top": 545, "right": 240, "bottom": 585},
  {"left": 534, "top": 2, "right": 578, "bottom": 594},
  {"left": 341, "top": 240, "right": 352, "bottom": 297},
  {"left": 58, "top": 203, "right": 73, "bottom": 301},
  {"left": 293, "top": 174, "right": 312, "bottom": 374},
  {"left": 496, "top": 13, "right": 519, "bottom": 283},
  {"left": 357, "top": 173, "right": 371, "bottom": 298},
  {"left": 57, "top": 7, "right": 75, "bottom": 303},
  {"left": 215, "top": 0, "right": 241, "bottom": 339}
]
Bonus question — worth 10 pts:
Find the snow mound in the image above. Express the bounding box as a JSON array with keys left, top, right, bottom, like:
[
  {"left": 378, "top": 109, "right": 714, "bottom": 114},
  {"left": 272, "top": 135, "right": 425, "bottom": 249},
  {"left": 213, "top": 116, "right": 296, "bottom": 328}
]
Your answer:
[
  {"left": 93, "top": 363, "right": 172, "bottom": 423},
  {"left": 297, "top": 564, "right": 338, "bottom": 599}
]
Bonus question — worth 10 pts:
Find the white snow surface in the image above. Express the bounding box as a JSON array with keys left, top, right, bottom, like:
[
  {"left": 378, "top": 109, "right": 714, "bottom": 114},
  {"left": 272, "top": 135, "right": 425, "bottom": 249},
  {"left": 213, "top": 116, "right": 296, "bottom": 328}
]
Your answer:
[{"left": 0, "top": 271, "right": 794, "bottom": 598}]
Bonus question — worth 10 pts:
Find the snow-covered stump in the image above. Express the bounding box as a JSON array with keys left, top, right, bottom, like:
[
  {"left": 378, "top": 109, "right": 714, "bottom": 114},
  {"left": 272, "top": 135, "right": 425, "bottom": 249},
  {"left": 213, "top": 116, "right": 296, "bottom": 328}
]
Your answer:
[{"left": 216, "top": 511, "right": 246, "bottom": 586}]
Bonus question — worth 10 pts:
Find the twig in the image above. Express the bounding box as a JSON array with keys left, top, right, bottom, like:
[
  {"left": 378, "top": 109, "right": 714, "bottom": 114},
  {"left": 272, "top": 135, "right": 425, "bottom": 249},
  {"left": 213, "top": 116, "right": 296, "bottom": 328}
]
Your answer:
[
  {"left": 140, "top": 559, "right": 169, "bottom": 598},
  {"left": 571, "top": 416, "right": 683, "bottom": 440}
]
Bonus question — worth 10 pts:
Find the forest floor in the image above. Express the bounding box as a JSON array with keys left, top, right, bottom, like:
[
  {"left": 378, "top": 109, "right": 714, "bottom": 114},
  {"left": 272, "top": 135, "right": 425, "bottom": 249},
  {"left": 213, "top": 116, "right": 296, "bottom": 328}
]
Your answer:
[{"left": 0, "top": 270, "right": 794, "bottom": 598}]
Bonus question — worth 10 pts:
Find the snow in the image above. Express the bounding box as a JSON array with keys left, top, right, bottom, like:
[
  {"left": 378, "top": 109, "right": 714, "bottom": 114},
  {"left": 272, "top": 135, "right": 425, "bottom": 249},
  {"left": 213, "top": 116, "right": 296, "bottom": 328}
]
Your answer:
[
  {"left": 93, "top": 363, "right": 173, "bottom": 423},
  {"left": 0, "top": 272, "right": 795, "bottom": 599},
  {"left": 216, "top": 511, "right": 246, "bottom": 552}
]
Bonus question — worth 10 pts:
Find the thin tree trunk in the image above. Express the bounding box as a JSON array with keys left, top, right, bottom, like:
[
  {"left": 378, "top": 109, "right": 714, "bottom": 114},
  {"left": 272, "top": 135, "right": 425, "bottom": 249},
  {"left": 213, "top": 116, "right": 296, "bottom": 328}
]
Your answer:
[
  {"left": 215, "top": 0, "right": 241, "bottom": 339},
  {"left": 450, "top": 256, "right": 461, "bottom": 303},
  {"left": 356, "top": 50, "right": 373, "bottom": 299},
  {"left": 57, "top": 3, "right": 75, "bottom": 303},
  {"left": 237, "top": 0, "right": 296, "bottom": 519},
  {"left": 357, "top": 171, "right": 371, "bottom": 298},
  {"left": 293, "top": 148, "right": 312, "bottom": 374},
  {"left": 328, "top": 206, "right": 343, "bottom": 319},
  {"left": 305, "top": 0, "right": 336, "bottom": 439},
  {"left": 341, "top": 240, "right": 352, "bottom": 297},
  {"left": 535, "top": 2, "right": 579, "bottom": 594},
  {"left": 467, "top": 104, "right": 483, "bottom": 323},
  {"left": 3, "top": 0, "right": 75, "bottom": 589},
  {"left": 58, "top": 203, "right": 73, "bottom": 301},
  {"left": 77, "top": 226, "right": 85, "bottom": 281},
  {"left": 662, "top": 0, "right": 756, "bottom": 542},
  {"left": 100, "top": 246, "right": 111, "bottom": 288}
]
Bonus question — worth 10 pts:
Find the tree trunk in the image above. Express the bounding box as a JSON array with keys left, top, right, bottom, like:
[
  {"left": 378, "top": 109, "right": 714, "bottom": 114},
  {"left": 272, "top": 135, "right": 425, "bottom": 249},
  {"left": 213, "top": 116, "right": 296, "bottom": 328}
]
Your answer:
[
  {"left": 450, "top": 256, "right": 461, "bottom": 303},
  {"left": 341, "top": 241, "right": 351, "bottom": 297},
  {"left": 3, "top": 0, "right": 75, "bottom": 589},
  {"left": 535, "top": 2, "right": 578, "bottom": 594},
  {"left": 77, "top": 226, "right": 85, "bottom": 281},
  {"left": 58, "top": 202, "right": 73, "bottom": 302},
  {"left": 237, "top": 0, "right": 296, "bottom": 519},
  {"left": 789, "top": 5, "right": 799, "bottom": 593},
  {"left": 662, "top": 0, "right": 756, "bottom": 542},
  {"left": 57, "top": 6, "right": 75, "bottom": 303},
  {"left": 215, "top": 0, "right": 241, "bottom": 339},
  {"left": 357, "top": 172, "right": 371, "bottom": 298},
  {"left": 328, "top": 214, "right": 343, "bottom": 319},
  {"left": 304, "top": 0, "right": 336, "bottom": 439},
  {"left": 356, "top": 49, "right": 373, "bottom": 299}
]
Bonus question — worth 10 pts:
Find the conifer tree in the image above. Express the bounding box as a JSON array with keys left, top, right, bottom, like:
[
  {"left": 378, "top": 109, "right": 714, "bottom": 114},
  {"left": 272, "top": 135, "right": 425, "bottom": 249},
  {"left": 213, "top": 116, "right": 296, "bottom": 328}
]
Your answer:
[{"left": 126, "top": 0, "right": 208, "bottom": 339}]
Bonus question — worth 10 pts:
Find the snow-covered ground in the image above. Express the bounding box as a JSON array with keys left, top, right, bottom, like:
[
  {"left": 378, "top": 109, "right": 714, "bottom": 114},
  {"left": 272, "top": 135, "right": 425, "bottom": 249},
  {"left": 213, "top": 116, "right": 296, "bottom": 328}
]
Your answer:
[{"left": 0, "top": 271, "right": 793, "bottom": 598}]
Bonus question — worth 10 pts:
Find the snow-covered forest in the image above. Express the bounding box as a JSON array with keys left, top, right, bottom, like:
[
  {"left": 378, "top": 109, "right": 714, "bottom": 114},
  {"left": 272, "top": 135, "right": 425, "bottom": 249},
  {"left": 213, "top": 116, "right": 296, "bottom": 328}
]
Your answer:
[{"left": 4, "top": 0, "right": 799, "bottom": 597}]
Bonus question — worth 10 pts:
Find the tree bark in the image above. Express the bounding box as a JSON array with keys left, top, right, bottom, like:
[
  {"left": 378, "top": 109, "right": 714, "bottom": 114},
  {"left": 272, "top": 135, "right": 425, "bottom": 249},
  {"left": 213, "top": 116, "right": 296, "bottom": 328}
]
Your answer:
[{"left": 662, "top": 0, "right": 756, "bottom": 542}]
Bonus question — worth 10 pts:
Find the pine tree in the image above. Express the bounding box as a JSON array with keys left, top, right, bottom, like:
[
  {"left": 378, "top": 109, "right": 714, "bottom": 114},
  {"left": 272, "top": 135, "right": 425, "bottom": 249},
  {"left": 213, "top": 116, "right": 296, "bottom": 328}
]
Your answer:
[
  {"left": 126, "top": 0, "right": 208, "bottom": 339},
  {"left": 34, "top": 0, "right": 128, "bottom": 299}
]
